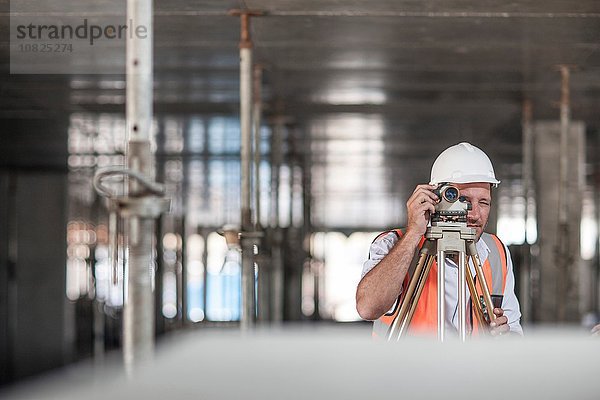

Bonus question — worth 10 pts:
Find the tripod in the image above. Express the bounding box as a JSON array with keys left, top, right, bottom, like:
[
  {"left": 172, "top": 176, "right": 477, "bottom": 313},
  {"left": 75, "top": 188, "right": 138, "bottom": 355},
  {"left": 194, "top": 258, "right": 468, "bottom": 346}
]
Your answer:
[{"left": 386, "top": 222, "right": 497, "bottom": 342}]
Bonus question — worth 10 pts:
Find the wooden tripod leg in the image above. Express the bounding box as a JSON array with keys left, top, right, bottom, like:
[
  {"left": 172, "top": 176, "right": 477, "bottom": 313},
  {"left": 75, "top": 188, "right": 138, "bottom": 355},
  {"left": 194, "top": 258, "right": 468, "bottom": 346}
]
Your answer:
[
  {"left": 398, "top": 254, "right": 435, "bottom": 337},
  {"left": 387, "top": 251, "right": 428, "bottom": 340},
  {"left": 467, "top": 241, "right": 496, "bottom": 324},
  {"left": 465, "top": 255, "right": 487, "bottom": 332},
  {"left": 387, "top": 240, "right": 435, "bottom": 341}
]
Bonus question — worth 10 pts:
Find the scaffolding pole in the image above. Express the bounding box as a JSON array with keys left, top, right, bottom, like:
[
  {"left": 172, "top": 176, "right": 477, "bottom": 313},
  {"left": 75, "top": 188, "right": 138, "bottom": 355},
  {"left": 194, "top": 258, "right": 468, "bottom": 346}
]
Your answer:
[
  {"left": 253, "top": 65, "right": 270, "bottom": 323},
  {"left": 521, "top": 99, "right": 534, "bottom": 322},
  {"left": 230, "top": 10, "right": 263, "bottom": 330},
  {"left": 124, "top": 0, "right": 154, "bottom": 370},
  {"left": 253, "top": 65, "right": 263, "bottom": 229},
  {"left": 557, "top": 65, "right": 571, "bottom": 321},
  {"left": 270, "top": 118, "right": 284, "bottom": 323}
]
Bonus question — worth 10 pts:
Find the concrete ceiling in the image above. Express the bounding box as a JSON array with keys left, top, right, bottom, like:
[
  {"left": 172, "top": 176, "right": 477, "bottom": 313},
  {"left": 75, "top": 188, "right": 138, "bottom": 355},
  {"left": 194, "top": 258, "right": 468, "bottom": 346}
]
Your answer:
[{"left": 2, "top": 0, "right": 600, "bottom": 226}]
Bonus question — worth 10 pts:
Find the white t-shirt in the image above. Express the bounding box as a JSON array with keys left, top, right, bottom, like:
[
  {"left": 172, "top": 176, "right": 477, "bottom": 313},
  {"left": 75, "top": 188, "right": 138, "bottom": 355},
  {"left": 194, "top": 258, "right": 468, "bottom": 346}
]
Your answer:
[{"left": 361, "top": 231, "right": 523, "bottom": 335}]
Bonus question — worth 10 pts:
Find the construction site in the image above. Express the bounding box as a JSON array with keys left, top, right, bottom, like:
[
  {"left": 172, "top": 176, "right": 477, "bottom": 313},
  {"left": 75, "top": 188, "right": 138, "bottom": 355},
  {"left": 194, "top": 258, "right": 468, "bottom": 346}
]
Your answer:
[{"left": 1, "top": 1, "right": 599, "bottom": 398}]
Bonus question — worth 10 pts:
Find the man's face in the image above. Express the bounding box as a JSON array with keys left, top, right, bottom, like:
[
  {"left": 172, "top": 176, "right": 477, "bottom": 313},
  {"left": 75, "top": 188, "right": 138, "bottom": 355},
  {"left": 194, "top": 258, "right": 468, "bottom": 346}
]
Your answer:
[{"left": 453, "top": 182, "right": 492, "bottom": 241}]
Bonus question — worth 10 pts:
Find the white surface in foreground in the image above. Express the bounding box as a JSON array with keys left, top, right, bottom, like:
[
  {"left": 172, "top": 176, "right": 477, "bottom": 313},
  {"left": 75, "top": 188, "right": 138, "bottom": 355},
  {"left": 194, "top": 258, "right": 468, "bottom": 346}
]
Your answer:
[{"left": 3, "top": 327, "right": 600, "bottom": 400}]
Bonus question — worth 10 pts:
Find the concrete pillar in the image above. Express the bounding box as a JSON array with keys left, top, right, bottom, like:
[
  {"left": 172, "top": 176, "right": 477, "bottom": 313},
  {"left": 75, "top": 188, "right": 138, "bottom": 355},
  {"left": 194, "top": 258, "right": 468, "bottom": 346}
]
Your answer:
[
  {"left": 269, "top": 121, "right": 284, "bottom": 323},
  {"left": 0, "top": 172, "right": 68, "bottom": 381},
  {"left": 533, "top": 121, "right": 585, "bottom": 323},
  {"left": 0, "top": 172, "right": 12, "bottom": 383},
  {"left": 0, "top": 115, "right": 69, "bottom": 383}
]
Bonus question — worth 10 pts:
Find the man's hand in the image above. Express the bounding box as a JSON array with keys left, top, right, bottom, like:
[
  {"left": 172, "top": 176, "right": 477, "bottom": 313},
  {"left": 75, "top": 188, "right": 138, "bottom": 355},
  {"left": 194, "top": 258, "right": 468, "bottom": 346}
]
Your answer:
[
  {"left": 489, "top": 308, "right": 510, "bottom": 336},
  {"left": 405, "top": 184, "right": 438, "bottom": 238},
  {"left": 592, "top": 324, "right": 600, "bottom": 337}
]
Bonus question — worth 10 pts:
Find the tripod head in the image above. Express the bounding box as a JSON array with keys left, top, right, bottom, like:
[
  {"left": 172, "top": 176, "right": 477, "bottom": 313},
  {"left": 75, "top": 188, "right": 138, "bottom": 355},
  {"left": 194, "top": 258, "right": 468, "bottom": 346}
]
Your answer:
[{"left": 431, "top": 183, "right": 472, "bottom": 225}]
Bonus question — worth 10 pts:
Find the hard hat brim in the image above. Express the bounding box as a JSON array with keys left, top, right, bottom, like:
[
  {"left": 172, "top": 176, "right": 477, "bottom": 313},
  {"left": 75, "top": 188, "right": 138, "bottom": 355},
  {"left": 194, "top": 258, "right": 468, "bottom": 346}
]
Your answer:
[{"left": 429, "top": 175, "right": 501, "bottom": 186}]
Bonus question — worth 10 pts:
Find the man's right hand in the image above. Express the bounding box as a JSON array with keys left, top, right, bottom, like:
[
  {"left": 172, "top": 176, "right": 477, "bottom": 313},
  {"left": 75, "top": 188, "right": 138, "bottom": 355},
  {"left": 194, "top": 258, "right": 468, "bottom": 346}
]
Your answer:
[{"left": 405, "top": 184, "right": 439, "bottom": 238}]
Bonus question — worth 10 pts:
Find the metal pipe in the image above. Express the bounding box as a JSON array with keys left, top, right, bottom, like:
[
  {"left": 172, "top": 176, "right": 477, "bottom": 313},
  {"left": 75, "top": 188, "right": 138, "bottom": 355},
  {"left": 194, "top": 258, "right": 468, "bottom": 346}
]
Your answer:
[
  {"left": 437, "top": 250, "right": 445, "bottom": 341},
  {"left": 231, "top": 10, "right": 262, "bottom": 330},
  {"left": 458, "top": 251, "right": 467, "bottom": 341},
  {"left": 558, "top": 66, "right": 570, "bottom": 227},
  {"left": 253, "top": 65, "right": 263, "bottom": 229},
  {"left": 240, "top": 46, "right": 253, "bottom": 231},
  {"left": 124, "top": 0, "right": 154, "bottom": 371},
  {"left": 557, "top": 65, "right": 571, "bottom": 321},
  {"left": 270, "top": 120, "right": 284, "bottom": 323},
  {"left": 240, "top": 48, "right": 256, "bottom": 330},
  {"left": 270, "top": 123, "right": 283, "bottom": 229},
  {"left": 522, "top": 99, "right": 534, "bottom": 242},
  {"left": 521, "top": 99, "right": 534, "bottom": 323},
  {"left": 302, "top": 134, "right": 312, "bottom": 232},
  {"left": 252, "top": 65, "right": 270, "bottom": 323}
]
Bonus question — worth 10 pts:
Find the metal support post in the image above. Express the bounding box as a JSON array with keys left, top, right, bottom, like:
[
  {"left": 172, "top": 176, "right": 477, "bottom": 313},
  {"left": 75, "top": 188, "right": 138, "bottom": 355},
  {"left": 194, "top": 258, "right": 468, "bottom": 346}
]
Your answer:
[
  {"left": 558, "top": 66, "right": 570, "bottom": 229},
  {"left": 93, "top": 0, "right": 169, "bottom": 374},
  {"left": 522, "top": 100, "right": 534, "bottom": 242},
  {"left": 521, "top": 99, "right": 534, "bottom": 321},
  {"left": 437, "top": 250, "right": 445, "bottom": 341},
  {"left": 230, "top": 10, "right": 263, "bottom": 330},
  {"left": 239, "top": 17, "right": 255, "bottom": 331},
  {"left": 253, "top": 65, "right": 270, "bottom": 323},
  {"left": 239, "top": 14, "right": 252, "bottom": 235},
  {"left": 557, "top": 65, "right": 571, "bottom": 321},
  {"left": 302, "top": 140, "right": 315, "bottom": 318},
  {"left": 270, "top": 119, "right": 284, "bottom": 323},
  {"left": 270, "top": 121, "right": 283, "bottom": 229},
  {"left": 124, "top": 0, "right": 154, "bottom": 370},
  {"left": 253, "top": 65, "right": 263, "bottom": 229},
  {"left": 458, "top": 252, "right": 467, "bottom": 342}
]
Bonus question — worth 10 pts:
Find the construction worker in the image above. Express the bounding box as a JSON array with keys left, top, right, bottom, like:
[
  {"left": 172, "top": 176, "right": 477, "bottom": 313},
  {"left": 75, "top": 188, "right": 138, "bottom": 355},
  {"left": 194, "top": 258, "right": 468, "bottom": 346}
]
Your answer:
[{"left": 356, "top": 142, "right": 523, "bottom": 337}]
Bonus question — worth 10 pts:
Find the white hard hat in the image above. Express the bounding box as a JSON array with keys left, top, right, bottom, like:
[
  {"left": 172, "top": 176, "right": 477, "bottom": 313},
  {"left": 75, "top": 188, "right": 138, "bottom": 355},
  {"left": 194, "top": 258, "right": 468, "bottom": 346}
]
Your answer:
[{"left": 429, "top": 142, "right": 500, "bottom": 186}]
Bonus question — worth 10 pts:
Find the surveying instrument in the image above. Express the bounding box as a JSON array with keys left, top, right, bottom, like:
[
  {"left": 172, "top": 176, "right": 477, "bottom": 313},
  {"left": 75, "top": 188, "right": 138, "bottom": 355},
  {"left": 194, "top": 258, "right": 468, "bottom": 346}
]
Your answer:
[{"left": 386, "top": 183, "right": 497, "bottom": 342}]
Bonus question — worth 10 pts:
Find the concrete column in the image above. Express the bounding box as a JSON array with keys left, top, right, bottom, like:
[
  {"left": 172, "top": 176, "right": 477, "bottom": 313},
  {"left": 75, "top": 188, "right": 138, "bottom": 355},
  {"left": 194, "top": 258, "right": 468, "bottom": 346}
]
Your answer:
[
  {"left": 533, "top": 120, "right": 585, "bottom": 323},
  {"left": 0, "top": 172, "right": 68, "bottom": 380},
  {"left": 0, "top": 115, "right": 69, "bottom": 383},
  {"left": 0, "top": 172, "right": 12, "bottom": 383},
  {"left": 270, "top": 121, "right": 284, "bottom": 323}
]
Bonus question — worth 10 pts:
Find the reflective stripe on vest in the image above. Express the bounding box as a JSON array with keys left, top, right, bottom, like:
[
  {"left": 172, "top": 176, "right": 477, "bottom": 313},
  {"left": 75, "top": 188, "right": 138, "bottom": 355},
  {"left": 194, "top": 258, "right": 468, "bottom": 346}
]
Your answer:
[{"left": 371, "top": 231, "right": 508, "bottom": 339}]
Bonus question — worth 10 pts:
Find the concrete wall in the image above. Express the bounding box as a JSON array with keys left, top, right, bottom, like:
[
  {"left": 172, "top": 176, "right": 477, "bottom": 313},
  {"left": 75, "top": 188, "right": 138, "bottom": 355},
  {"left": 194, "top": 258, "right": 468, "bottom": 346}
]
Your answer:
[
  {"left": 0, "top": 115, "right": 70, "bottom": 383},
  {"left": 533, "top": 121, "right": 585, "bottom": 323},
  {"left": 0, "top": 171, "right": 68, "bottom": 382}
]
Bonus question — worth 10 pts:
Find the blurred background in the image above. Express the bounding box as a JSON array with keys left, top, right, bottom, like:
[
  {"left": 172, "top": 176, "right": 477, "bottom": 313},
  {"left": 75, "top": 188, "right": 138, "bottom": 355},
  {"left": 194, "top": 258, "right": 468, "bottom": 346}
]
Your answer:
[{"left": 1, "top": 0, "right": 600, "bottom": 386}]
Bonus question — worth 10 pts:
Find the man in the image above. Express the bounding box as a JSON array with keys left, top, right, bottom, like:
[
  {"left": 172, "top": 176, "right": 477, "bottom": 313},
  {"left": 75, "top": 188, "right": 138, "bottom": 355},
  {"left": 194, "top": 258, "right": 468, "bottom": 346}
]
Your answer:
[{"left": 356, "top": 142, "right": 522, "bottom": 337}]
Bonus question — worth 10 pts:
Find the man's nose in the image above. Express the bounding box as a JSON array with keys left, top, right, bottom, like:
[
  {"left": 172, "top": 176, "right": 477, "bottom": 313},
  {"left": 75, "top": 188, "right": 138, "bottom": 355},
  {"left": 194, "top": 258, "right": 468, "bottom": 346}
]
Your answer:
[{"left": 468, "top": 205, "right": 480, "bottom": 221}]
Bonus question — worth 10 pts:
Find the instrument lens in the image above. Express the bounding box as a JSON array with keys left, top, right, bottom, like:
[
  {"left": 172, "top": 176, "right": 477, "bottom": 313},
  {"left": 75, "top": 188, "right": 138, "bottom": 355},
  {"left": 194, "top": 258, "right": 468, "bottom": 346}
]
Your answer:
[{"left": 443, "top": 187, "right": 459, "bottom": 202}]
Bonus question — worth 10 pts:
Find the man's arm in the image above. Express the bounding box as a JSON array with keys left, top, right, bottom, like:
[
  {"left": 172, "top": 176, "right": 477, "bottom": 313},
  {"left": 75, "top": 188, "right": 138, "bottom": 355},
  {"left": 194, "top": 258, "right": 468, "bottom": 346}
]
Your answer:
[
  {"left": 356, "top": 184, "right": 438, "bottom": 321},
  {"left": 356, "top": 230, "right": 422, "bottom": 320}
]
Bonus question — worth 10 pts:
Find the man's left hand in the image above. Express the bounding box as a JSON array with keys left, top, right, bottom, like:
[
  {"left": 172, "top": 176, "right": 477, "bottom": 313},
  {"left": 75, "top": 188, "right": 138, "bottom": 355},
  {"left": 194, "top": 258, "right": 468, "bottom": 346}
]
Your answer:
[{"left": 489, "top": 308, "right": 510, "bottom": 336}]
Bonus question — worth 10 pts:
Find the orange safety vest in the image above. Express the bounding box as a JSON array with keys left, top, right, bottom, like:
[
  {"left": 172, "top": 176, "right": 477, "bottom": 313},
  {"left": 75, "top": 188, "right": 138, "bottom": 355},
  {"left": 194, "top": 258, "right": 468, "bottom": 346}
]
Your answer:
[{"left": 371, "top": 229, "right": 508, "bottom": 339}]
